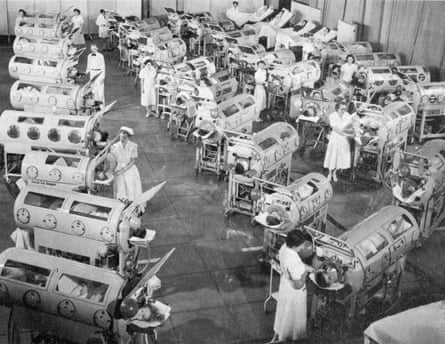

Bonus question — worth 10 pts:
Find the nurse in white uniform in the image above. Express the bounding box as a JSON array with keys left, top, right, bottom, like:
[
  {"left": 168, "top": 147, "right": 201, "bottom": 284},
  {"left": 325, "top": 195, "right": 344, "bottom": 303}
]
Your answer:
[
  {"left": 86, "top": 44, "right": 106, "bottom": 105},
  {"left": 96, "top": 9, "right": 110, "bottom": 50},
  {"left": 71, "top": 8, "right": 85, "bottom": 46},
  {"left": 323, "top": 102, "right": 353, "bottom": 182},
  {"left": 111, "top": 127, "right": 143, "bottom": 204},
  {"left": 254, "top": 60, "right": 268, "bottom": 115},
  {"left": 340, "top": 54, "right": 358, "bottom": 84},
  {"left": 271, "top": 230, "right": 314, "bottom": 342},
  {"left": 139, "top": 60, "right": 158, "bottom": 117}
]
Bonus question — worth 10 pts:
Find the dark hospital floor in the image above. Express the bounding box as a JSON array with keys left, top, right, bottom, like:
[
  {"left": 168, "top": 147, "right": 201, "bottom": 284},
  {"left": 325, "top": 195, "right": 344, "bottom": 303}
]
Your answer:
[{"left": 0, "top": 41, "right": 444, "bottom": 344}]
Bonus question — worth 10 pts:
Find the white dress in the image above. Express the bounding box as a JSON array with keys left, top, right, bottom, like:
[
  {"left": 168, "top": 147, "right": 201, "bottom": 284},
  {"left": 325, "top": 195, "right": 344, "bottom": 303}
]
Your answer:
[
  {"left": 71, "top": 15, "right": 85, "bottom": 45},
  {"left": 274, "top": 244, "right": 307, "bottom": 341},
  {"left": 111, "top": 140, "right": 142, "bottom": 202},
  {"left": 96, "top": 14, "right": 109, "bottom": 38},
  {"left": 340, "top": 63, "right": 358, "bottom": 83},
  {"left": 323, "top": 111, "right": 352, "bottom": 170},
  {"left": 139, "top": 65, "right": 157, "bottom": 107},
  {"left": 86, "top": 52, "right": 106, "bottom": 104},
  {"left": 254, "top": 69, "right": 267, "bottom": 114}
]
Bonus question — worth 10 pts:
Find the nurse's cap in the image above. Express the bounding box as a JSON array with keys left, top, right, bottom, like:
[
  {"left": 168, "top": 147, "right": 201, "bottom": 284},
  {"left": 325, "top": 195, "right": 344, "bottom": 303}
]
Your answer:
[{"left": 120, "top": 126, "right": 134, "bottom": 136}]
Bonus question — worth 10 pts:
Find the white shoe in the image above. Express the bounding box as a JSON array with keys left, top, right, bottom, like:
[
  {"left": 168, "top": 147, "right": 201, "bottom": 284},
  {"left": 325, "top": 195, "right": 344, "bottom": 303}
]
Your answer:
[
  {"left": 333, "top": 173, "right": 338, "bottom": 182},
  {"left": 145, "top": 112, "right": 151, "bottom": 118}
]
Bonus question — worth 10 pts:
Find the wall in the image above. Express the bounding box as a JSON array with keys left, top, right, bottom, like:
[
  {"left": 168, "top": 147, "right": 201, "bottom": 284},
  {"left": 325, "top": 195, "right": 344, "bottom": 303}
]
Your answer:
[
  {"left": 0, "top": 0, "right": 142, "bottom": 36},
  {"left": 312, "top": 0, "right": 445, "bottom": 80}
]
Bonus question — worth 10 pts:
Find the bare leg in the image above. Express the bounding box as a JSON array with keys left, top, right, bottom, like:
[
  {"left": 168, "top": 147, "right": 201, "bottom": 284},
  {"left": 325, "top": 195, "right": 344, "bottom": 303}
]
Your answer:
[
  {"left": 327, "top": 170, "right": 333, "bottom": 181},
  {"left": 333, "top": 169, "right": 338, "bottom": 182}
]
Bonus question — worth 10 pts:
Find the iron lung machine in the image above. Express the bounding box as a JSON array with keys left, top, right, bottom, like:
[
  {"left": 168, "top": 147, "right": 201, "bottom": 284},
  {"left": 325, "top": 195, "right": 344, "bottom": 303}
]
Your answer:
[
  {"left": 13, "top": 36, "right": 79, "bottom": 60},
  {"left": 254, "top": 173, "right": 333, "bottom": 260},
  {"left": 224, "top": 122, "right": 300, "bottom": 217},
  {"left": 20, "top": 149, "right": 114, "bottom": 193},
  {"left": 168, "top": 71, "right": 238, "bottom": 142},
  {"left": 0, "top": 104, "right": 113, "bottom": 193},
  {"left": 0, "top": 248, "right": 125, "bottom": 343},
  {"left": 0, "top": 247, "right": 173, "bottom": 344},
  {"left": 193, "top": 94, "right": 258, "bottom": 178},
  {"left": 268, "top": 60, "right": 321, "bottom": 95},
  {"left": 411, "top": 82, "right": 445, "bottom": 142},
  {"left": 352, "top": 102, "right": 416, "bottom": 184},
  {"left": 306, "top": 205, "right": 420, "bottom": 321},
  {"left": 390, "top": 139, "right": 445, "bottom": 239},
  {"left": 8, "top": 54, "right": 81, "bottom": 84},
  {"left": 13, "top": 182, "right": 165, "bottom": 270},
  {"left": 10, "top": 80, "right": 97, "bottom": 115}
]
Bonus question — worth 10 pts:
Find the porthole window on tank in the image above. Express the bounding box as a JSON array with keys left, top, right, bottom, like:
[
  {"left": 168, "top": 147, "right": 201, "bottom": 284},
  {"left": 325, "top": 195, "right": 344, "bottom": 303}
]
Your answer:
[
  {"left": 68, "top": 130, "right": 81, "bottom": 144},
  {"left": 27, "top": 127, "right": 40, "bottom": 140},
  {"left": 7, "top": 125, "right": 20, "bottom": 138},
  {"left": 48, "top": 128, "right": 61, "bottom": 142}
]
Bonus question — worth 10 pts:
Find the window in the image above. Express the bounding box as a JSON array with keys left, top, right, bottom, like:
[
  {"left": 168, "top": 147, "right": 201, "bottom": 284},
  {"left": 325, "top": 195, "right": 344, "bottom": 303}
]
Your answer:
[
  {"left": 69, "top": 201, "right": 111, "bottom": 221},
  {"left": 18, "top": 116, "right": 44, "bottom": 124},
  {"left": 47, "top": 87, "right": 72, "bottom": 96},
  {"left": 1, "top": 260, "right": 50, "bottom": 287},
  {"left": 385, "top": 214, "right": 413, "bottom": 240},
  {"left": 399, "top": 67, "right": 418, "bottom": 74},
  {"left": 357, "top": 233, "right": 388, "bottom": 260},
  {"left": 45, "top": 155, "right": 80, "bottom": 167},
  {"left": 356, "top": 54, "right": 374, "bottom": 61},
  {"left": 371, "top": 68, "right": 391, "bottom": 74},
  {"left": 258, "top": 137, "right": 278, "bottom": 150},
  {"left": 24, "top": 192, "right": 65, "bottom": 210},
  {"left": 226, "top": 37, "right": 238, "bottom": 45},
  {"left": 15, "top": 56, "right": 34, "bottom": 64},
  {"left": 378, "top": 53, "right": 396, "bottom": 59},
  {"left": 397, "top": 104, "right": 413, "bottom": 116},
  {"left": 222, "top": 104, "right": 239, "bottom": 117},
  {"left": 228, "top": 32, "right": 242, "bottom": 38},
  {"left": 238, "top": 46, "right": 254, "bottom": 55},
  {"left": 18, "top": 83, "right": 41, "bottom": 92},
  {"left": 56, "top": 274, "right": 109, "bottom": 303},
  {"left": 238, "top": 98, "right": 255, "bottom": 109},
  {"left": 58, "top": 119, "right": 85, "bottom": 128},
  {"left": 243, "top": 29, "right": 256, "bottom": 36}
]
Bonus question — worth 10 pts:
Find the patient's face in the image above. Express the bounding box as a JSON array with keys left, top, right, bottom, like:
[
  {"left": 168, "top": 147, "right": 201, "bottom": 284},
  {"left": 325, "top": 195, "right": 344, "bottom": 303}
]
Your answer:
[{"left": 324, "top": 267, "right": 339, "bottom": 284}]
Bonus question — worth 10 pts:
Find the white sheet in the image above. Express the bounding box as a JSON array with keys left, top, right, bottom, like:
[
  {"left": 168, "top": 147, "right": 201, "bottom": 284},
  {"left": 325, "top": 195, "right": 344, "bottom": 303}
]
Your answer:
[{"left": 364, "top": 301, "right": 445, "bottom": 344}]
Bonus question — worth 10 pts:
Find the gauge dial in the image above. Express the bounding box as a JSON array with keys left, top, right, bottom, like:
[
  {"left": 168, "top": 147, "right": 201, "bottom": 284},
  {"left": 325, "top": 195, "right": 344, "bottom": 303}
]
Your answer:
[
  {"left": 49, "top": 168, "right": 62, "bottom": 181},
  {"left": 58, "top": 300, "right": 75, "bottom": 318},
  {"left": 71, "top": 220, "right": 86, "bottom": 236},
  {"left": 26, "top": 166, "right": 38, "bottom": 179},
  {"left": 93, "top": 310, "right": 112, "bottom": 329},
  {"left": 72, "top": 171, "right": 84, "bottom": 183},
  {"left": 100, "top": 227, "right": 114, "bottom": 242},
  {"left": 43, "top": 214, "right": 57, "bottom": 229},
  {"left": 23, "top": 290, "right": 41, "bottom": 308},
  {"left": 16, "top": 208, "right": 30, "bottom": 224}
]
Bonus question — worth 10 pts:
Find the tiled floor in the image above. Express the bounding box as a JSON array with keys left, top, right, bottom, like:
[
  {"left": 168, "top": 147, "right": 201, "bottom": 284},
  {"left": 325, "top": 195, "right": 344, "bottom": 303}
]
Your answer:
[{"left": 0, "top": 41, "right": 444, "bottom": 344}]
